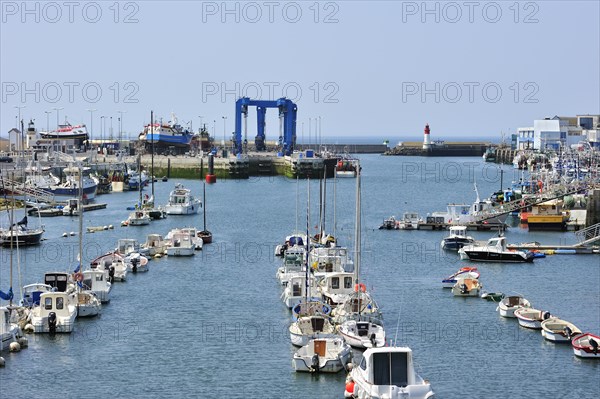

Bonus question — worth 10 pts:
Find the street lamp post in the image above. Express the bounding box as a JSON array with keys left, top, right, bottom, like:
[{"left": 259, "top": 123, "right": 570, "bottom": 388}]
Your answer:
[
  {"left": 117, "top": 111, "right": 126, "bottom": 146},
  {"left": 52, "top": 107, "right": 63, "bottom": 129},
  {"left": 44, "top": 111, "right": 52, "bottom": 132},
  {"left": 222, "top": 116, "right": 227, "bottom": 147},
  {"left": 198, "top": 116, "right": 204, "bottom": 132},
  {"left": 100, "top": 116, "right": 106, "bottom": 149},
  {"left": 86, "top": 108, "right": 97, "bottom": 144}
]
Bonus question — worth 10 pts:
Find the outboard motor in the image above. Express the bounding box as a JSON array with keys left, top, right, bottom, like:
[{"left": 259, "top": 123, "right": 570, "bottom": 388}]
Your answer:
[
  {"left": 108, "top": 266, "right": 115, "bottom": 284},
  {"left": 48, "top": 312, "right": 57, "bottom": 334},
  {"left": 311, "top": 354, "right": 320, "bottom": 373},
  {"left": 460, "top": 284, "right": 468, "bottom": 295},
  {"left": 542, "top": 311, "right": 551, "bottom": 320},
  {"left": 130, "top": 257, "right": 138, "bottom": 273},
  {"left": 369, "top": 333, "right": 377, "bottom": 347},
  {"left": 564, "top": 326, "right": 573, "bottom": 340},
  {"left": 590, "top": 338, "right": 598, "bottom": 354}
]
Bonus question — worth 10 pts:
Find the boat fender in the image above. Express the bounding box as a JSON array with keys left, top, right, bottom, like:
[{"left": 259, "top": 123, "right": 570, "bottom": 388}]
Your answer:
[
  {"left": 564, "top": 326, "right": 573, "bottom": 340},
  {"left": 48, "top": 312, "right": 57, "bottom": 334},
  {"left": 590, "top": 338, "right": 599, "bottom": 354},
  {"left": 0, "top": 356, "right": 4, "bottom": 367},
  {"left": 345, "top": 380, "right": 355, "bottom": 395},
  {"left": 9, "top": 342, "right": 21, "bottom": 352},
  {"left": 18, "top": 337, "right": 28, "bottom": 348},
  {"left": 311, "top": 353, "right": 320, "bottom": 373}
]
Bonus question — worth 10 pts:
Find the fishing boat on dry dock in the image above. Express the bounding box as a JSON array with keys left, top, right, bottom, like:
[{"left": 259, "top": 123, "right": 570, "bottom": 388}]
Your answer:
[{"left": 344, "top": 347, "right": 435, "bottom": 399}]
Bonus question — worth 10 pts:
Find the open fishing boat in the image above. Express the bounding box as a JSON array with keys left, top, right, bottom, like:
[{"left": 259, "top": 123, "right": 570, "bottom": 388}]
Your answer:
[
  {"left": 514, "top": 308, "right": 552, "bottom": 329},
  {"left": 497, "top": 296, "right": 531, "bottom": 318},
  {"left": 441, "top": 267, "right": 479, "bottom": 288},
  {"left": 572, "top": 333, "right": 600, "bottom": 358},
  {"left": 344, "top": 347, "right": 435, "bottom": 399},
  {"left": 165, "top": 230, "right": 195, "bottom": 256},
  {"left": 338, "top": 319, "right": 386, "bottom": 349},
  {"left": 541, "top": 318, "right": 582, "bottom": 343},
  {"left": 141, "top": 234, "right": 168, "bottom": 257},
  {"left": 293, "top": 337, "right": 352, "bottom": 373},
  {"left": 451, "top": 277, "right": 481, "bottom": 297}
]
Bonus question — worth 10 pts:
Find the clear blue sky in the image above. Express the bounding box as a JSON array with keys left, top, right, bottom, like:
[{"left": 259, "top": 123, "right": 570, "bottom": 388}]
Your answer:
[{"left": 1, "top": 1, "right": 599, "bottom": 142}]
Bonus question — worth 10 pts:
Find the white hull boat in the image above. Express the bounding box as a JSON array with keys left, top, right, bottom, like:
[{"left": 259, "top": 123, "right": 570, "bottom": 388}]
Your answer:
[
  {"left": 338, "top": 319, "right": 386, "bottom": 349},
  {"left": 541, "top": 318, "right": 581, "bottom": 343},
  {"left": 344, "top": 347, "right": 434, "bottom": 399},
  {"left": 497, "top": 296, "right": 531, "bottom": 318},
  {"left": 141, "top": 234, "right": 168, "bottom": 257},
  {"left": 90, "top": 253, "right": 128, "bottom": 282},
  {"left": 441, "top": 226, "right": 475, "bottom": 250},
  {"left": 293, "top": 337, "right": 352, "bottom": 373},
  {"left": 82, "top": 269, "right": 111, "bottom": 303},
  {"left": 514, "top": 308, "right": 552, "bottom": 330},
  {"left": 441, "top": 267, "right": 479, "bottom": 288},
  {"left": 165, "top": 230, "right": 195, "bottom": 256},
  {"left": 459, "top": 236, "right": 534, "bottom": 263},
  {"left": 127, "top": 210, "right": 151, "bottom": 226},
  {"left": 289, "top": 315, "right": 336, "bottom": 347},
  {"left": 75, "top": 292, "right": 101, "bottom": 318},
  {"left": 1, "top": 307, "right": 23, "bottom": 352},
  {"left": 29, "top": 292, "right": 77, "bottom": 333},
  {"left": 165, "top": 184, "right": 201, "bottom": 215},
  {"left": 572, "top": 333, "right": 600, "bottom": 358},
  {"left": 451, "top": 278, "right": 481, "bottom": 297}
]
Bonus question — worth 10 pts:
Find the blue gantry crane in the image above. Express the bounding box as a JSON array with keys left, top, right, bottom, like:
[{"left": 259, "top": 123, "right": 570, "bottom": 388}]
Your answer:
[{"left": 234, "top": 97, "right": 297, "bottom": 155}]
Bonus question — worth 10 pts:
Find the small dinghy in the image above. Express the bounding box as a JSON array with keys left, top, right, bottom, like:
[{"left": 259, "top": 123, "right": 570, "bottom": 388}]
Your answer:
[
  {"left": 451, "top": 278, "right": 481, "bottom": 297},
  {"left": 441, "top": 267, "right": 479, "bottom": 288},
  {"left": 541, "top": 318, "right": 581, "bottom": 343},
  {"left": 514, "top": 308, "right": 552, "bottom": 330},
  {"left": 571, "top": 333, "right": 600, "bottom": 358},
  {"left": 480, "top": 291, "right": 504, "bottom": 302},
  {"left": 293, "top": 337, "right": 352, "bottom": 373},
  {"left": 497, "top": 296, "right": 531, "bottom": 318}
]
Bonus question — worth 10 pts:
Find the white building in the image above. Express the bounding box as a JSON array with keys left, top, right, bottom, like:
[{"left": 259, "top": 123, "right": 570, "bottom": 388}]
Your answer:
[
  {"left": 533, "top": 118, "right": 564, "bottom": 150},
  {"left": 578, "top": 114, "right": 600, "bottom": 148},
  {"left": 516, "top": 127, "right": 534, "bottom": 150}
]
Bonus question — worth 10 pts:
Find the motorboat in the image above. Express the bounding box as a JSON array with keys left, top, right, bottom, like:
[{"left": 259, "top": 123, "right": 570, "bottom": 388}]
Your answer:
[
  {"left": 338, "top": 319, "right": 386, "bottom": 349},
  {"left": 541, "top": 318, "right": 582, "bottom": 343},
  {"left": 379, "top": 216, "right": 398, "bottom": 230},
  {"left": 276, "top": 247, "right": 306, "bottom": 286},
  {"left": 451, "top": 277, "right": 481, "bottom": 297},
  {"left": 81, "top": 269, "right": 111, "bottom": 303},
  {"left": 398, "top": 212, "right": 422, "bottom": 230},
  {"left": 74, "top": 291, "right": 101, "bottom": 318},
  {"left": 514, "top": 308, "right": 552, "bottom": 330},
  {"left": 310, "top": 246, "right": 354, "bottom": 275},
  {"left": 28, "top": 292, "right": 77, "bottom": 333},
  {"left": 441, "top": 267, "right": 479, "bottom": 288},
  {"left": 115, "top": 239, "right": 150, "bottom": 272},
  {"left": 172, "top": 227, "right": 203, "bottom": 250},
  {"left": 319, "top": 272, "right": 355, "bottom": 307},
  {"left": 165, "top": 184, "right": 201, "bottom": 215},
  {"left": 429, "top": 184, "right": 508, "bottom": 225},
  {"left": 115, "top": 238, "right": 143, "bottom": 257},
  {"left": 497, "top": 296, "right": 531, "bottom": 318},
  {"left": 126, "top": 209, "right": 151, "bottom": 226},
  {"left": 282, "top": 275, "right": 321, "bottom": 309},
  {"left": 90, "top": 252, "right": 128, "bottom": 282},
  {"left": 20, "top": 284, "right": 52, "bottom": 307},
  {"left": 165, "top": 230, "right": 195, "bottom": 256},
  {"left": 125, "top": 252, "right": 149, "bottom": 273},
  {"left": 289, "top": 315, "right": 336, "bottom": 347},
  {"left": 441, "top": 226, "right": 475, "bottom": 250},
  {"left": 335, "top": 158, "right": 358, "bottom": 178},
  {"left": 43, "top": 272, "right": 99, "bottom": 318},
  {"left": 293, "top": 337, "right": 352, "bottom": 373},
  {"left": 141, "top": 234, "right": 168, "bottom": 257},
  {"left": 24, "top": 166, "right": 97, "bottom": 200},
  {"left": 480, "top": 291, "right": 505, "bottom": 302},
  {"left": 0, "top": 216, "right": 44, "bottom": 247},
  {"left": 344, "top": 347, "right": 435, "bottom": 399},
  {"left": 275, "top": 233, "right": 307, "bottom": 257},
  {"left": 572, "top": 333, "right": 600, "bottom": 358},
  {"left": 459, "top": 236, "right": 534, "bottom": 263},
  {"left": 331, "top": 289, "right": 383, "bottom": 325}
]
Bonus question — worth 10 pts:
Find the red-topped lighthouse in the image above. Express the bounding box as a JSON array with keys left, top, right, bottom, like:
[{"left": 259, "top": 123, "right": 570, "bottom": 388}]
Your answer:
[{"left": 423, "top": 123, "right": 431, "bottom": 150}]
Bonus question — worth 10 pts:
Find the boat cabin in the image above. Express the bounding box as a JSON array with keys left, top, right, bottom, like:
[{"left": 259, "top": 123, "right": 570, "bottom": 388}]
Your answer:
[
  {"left": 358, "top": 347, "right": 417, "bottom": 387},
  {"left": 448, "top": 226, "right": 468, "bottom": 237},
  {"left": 487, "top": 236, "right": 508, "bottom": 250},
  {"left": 117, "top": 239, "right": 140, "bottom": 255},
  {"left": 44, "top": 272, "right": 70, "bottom": 292},
  {"left": 82, "top": 269, "right": 109, "bottom": 291},
  {"left": 38, "top": 292, "right": 72, "bottom": 319}
]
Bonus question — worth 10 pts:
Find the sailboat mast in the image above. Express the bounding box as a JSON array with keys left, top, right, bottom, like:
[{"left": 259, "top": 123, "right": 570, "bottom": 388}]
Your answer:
[
  {"left": 304, "top": 178, "right": 311, "bottom": 304},
  {"left": 138, "top": 155, "right": 142, "bottom": 205},
  {"left": 295, "top": 175, "right": 299, "bottom": 233},
  {"left": 333, "top": 165, "right": 337, "bottom": 241},
  {"left": 9, "top": 172, "right": 15, "bottom": 306},
  {"left": 151, "top": 110, "right": 155, "bottom": 199},
  {"left": 203, "top": 182, "right": 207, "bottom": 231},
  {"left": 322, "top": 169, "right": 326, "bottom": 238},
  {"left": 354, "top": 164, "right": 361, "bottom": 287},
  {"left": 78, "top": 168, "right": 84, "bottom": 273}
]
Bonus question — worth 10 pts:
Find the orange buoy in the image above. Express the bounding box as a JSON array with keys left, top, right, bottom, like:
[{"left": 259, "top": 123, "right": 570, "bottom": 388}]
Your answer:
[{"left": 345, "top": 381, "right": 355, "bottom": 394}]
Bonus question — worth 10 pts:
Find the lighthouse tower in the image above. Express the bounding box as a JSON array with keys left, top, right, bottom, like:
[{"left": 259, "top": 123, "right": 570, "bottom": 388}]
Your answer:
[{"left": 423, "top": 123, "right": 431, "bottom": 150}]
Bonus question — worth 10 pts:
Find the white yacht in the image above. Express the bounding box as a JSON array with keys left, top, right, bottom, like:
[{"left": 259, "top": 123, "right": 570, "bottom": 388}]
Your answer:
[
  {"left": 276, "top": 247, "right": 306, "bottom": 286},
  {"left": 319, "top": 272, "right": 355, "bottom": 307},
  {"left": 282, "top": 275, "right": 321, "bottom": 309},
  {"left": 165, "top": 230, "right": 195, "bottom": 256},
  {"left": 166, "top": 227, "right": 203, "bottom": 250},
  {"left": 165, "top": 184, "right": 201, "bottom": 215},
  {"left": 126, "top": 209, "right": 151, "bottom": 226},
  {"left": 82, "top": 269, "right": 112, "bottom": 303},
  {"left": 459, "top": 236, "right": 534, "bottom": 263},
  {"left": 398, "top": 212, "right": 422, "bottom": 230},
  {"left": 344, "top": 347, "right": 435, "bottom": 399},
  {"left": 440, "top": 226, "right": 475, "bottom": 250}
]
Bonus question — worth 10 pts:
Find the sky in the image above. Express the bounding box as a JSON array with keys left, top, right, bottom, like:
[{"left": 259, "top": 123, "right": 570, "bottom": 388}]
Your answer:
[{"left": 1, "top": 0, "right": 599, "bottom": 143}]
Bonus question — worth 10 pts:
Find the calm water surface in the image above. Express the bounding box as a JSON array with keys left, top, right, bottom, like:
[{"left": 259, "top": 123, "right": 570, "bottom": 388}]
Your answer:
[{"left": 1, "top": 155, "right": 598, "bottom": 398}]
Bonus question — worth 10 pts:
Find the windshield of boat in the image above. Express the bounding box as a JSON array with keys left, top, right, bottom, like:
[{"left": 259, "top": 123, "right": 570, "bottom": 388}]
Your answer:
[{"left": 372, "top": 352, "right": 409, "bottom": 387}]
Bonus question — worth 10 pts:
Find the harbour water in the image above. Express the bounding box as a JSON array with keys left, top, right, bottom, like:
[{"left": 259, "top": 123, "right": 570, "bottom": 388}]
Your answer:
[{"left": 1, "top": 155, "right": 598, "bottom": 398}]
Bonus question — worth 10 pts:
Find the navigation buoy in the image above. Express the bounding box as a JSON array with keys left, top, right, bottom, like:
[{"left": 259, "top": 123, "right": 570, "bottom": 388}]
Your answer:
[
  {"left": 9, "top": 342, "right": 21, "bottom": 352},
  {"left": 345, "top": 380, "right": 355, "bottom": 394},
  {"left": 18, "top": 337, "right": 28, "bottom": 348}
]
